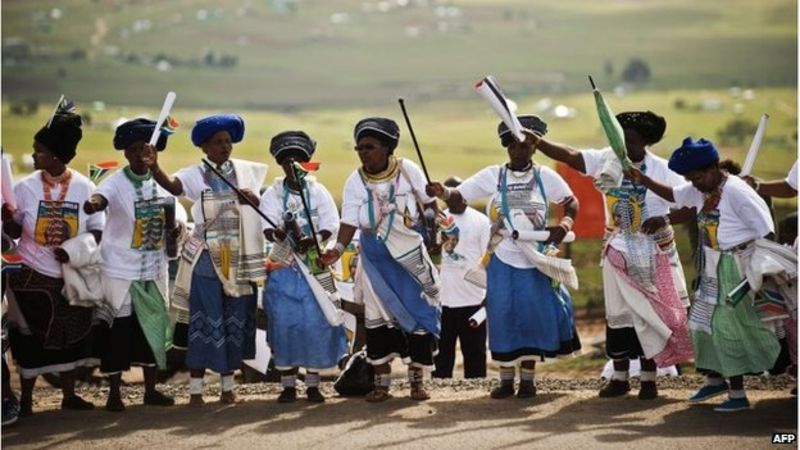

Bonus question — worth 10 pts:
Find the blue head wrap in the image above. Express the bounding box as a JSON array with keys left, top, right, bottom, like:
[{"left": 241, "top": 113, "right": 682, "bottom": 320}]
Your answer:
[
  {"left": 113, "top": 118, "right": 167, "bottom": 151},
  {"left": 191, "top": 114, "right": 245, "bottom": 147},
  {"left": 668, "top": 137, "right": 719, "bottom": 175}
]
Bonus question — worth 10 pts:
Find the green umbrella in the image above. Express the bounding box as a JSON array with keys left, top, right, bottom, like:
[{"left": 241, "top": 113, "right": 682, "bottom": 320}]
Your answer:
[{"left": 589, "top": 76, "right": 630, "bottom": 169}]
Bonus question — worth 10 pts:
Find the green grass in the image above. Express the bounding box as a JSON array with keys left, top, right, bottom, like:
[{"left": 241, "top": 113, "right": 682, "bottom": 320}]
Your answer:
[{"left": 2, "top": 0, "right": 796, "bottom": 109}]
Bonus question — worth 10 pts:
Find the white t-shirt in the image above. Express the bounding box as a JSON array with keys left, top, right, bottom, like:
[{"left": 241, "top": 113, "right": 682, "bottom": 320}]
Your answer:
[
  {"left": 457, "top": 163, "right": 573, "bottom": 268},
  {"left": 13, "top": 170, "right": 105, "bottom": 278},
  {"left": 786, "top": 161, "right": 798, "bottom": 190},
  {"left": 259, "top": 177, "right": 340, "bottom": 239},
  {"left": 94, "top": 169, "right": 176, "bottom": 280},
  {"left": 440, "top": 206, "right": 490, "bottom": 308},
  {"left": 673, "top": 175, "right": 774, "bottom": 250},
  {"left": 340, "top": 158, "right": 434, "bottom": 230}
]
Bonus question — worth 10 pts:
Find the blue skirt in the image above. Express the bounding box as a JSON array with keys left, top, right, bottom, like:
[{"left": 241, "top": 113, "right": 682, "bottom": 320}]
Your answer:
[
  {"left": 359, "top": 233, "right": 440, "bottom": 337},
  {"left": 486, "top": 255, "right": 580, "bottom": 364},
  {"left": 186, "top": 251, "right": 257, "bottom": 374},
  {"left": 264, "top": 265, "right": 348, "bottom": 370}
]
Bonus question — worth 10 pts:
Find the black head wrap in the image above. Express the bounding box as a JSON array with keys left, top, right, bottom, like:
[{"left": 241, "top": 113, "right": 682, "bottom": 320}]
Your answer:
[
  {"left": 270, "top": 131, "right": 316, "bottom": 164},
  {"left": 354, "top": 117, "right": 400, "bottom": 153},
  {"left": 498, "top": 115, "right": 548, "bottom": 147},
  {"left": 443, "top": 176, "right": 462, "bottom": 188},
  {"left": 34, "top": 112, "right": 82, "bottom": 164},
  {"left": 113, "top": 118, "right": 168, "bottom": 151},
  {"left": 616, "top": 111, "right": 666, "bottom": 145}
]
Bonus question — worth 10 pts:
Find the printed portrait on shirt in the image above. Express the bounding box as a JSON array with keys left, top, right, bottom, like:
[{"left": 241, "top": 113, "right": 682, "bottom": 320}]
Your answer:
[
  {"left": 34, "top": 200, "right": 79, "bottom": 247},
  {"left": 132, "top": 198, "right": 165, "bottom": 251}
]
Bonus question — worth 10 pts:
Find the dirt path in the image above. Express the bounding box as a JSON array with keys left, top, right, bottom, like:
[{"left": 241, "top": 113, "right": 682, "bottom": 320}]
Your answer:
[{"left": 3, "top": 383, "right": 796, "bottom": 449}]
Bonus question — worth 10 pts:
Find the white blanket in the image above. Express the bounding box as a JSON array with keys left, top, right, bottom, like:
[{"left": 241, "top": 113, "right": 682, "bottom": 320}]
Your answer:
[{"left": 59, "top": 233, "right": 104, "bottom": 308}]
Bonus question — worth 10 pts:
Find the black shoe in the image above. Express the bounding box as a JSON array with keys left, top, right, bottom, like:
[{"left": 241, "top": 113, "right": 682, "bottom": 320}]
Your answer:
[
  {"left": 278, "top": 387, "right": 297, "bottom": 403},
  {"left": 791, "top": 387, "right": 797, "bottom": 397},
  {"left": 62, "top": 395, "right": 95, "bottom": 411},
  {"left": 105, "top": 396, "right": 125, "bottom": 412},
  {"left": 638, "top": 381, "right": 658, "bottom": 400},
  {"left": 18, "top": 399, "right": 32, "bottom": 417},
  {"left": 306, "top": 387, "right": 325, "bottom": 403},
  {"left": 144, "top": 391, "right": 175, "bottom": 407},
  {"left": 517, "top": 381, "right": 537, "bottom": 399},
  {"left": 599, "top": 380, "right": 630, "bottom": 398},
  {"left": 490, "top": 383, "right": 515, "bottom": 399}
]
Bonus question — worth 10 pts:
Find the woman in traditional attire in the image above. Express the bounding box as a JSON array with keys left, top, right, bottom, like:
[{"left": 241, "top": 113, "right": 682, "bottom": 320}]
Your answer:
[
  {"left": 628, "top": 137, "right": 781, "bottom": 412},
  {"left": 83, "top": 119, "right": 181, "bottom": 411},
  {"left": 427, "top": 115, "right": 581, "bottom": 399},
  {"left": 320, "top": 117, "right": 440, "bottom": 402},
  {"left": 530, "top": 111, "right": 693, "bottom": 399},
  {"left": 144, "top": 114, "right": 267, "bottom": 405},
  {"left": 260, "top": 131, "right": 348, "bottom": 403},
  {"left": 2, "top": 107, "right": 104, "bottom": 415}
]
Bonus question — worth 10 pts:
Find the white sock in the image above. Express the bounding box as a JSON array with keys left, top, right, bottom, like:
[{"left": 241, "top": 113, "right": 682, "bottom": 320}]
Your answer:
[
  {"left": 704, "top": 376, "right": 725, "bottom": 387},
  {"left": 499, "top": 366, "right": 515, "bottom": 384},
  {"left": 520, "top": 368, "right": 535, "bottom": 382},
  {"left": 281, "top": 375, "right": 296, "bottom": 389},
  {"left": 305, "top": 372, "right": 320, "bottom": 388},
  {"left": 640, "top": 371, "right": 657, "bottom": 382},
  {"left": 729, "top": 389, "right": 746, "bottom": 399},
  {"left": 611, "top": 370, "right": 629, "bottom": 381},
  {"left": 221, "top": 374, "right": 235, "bottom": 392},
  {"left": 189, "top": 377, "right": 203, "bottom": 395}
]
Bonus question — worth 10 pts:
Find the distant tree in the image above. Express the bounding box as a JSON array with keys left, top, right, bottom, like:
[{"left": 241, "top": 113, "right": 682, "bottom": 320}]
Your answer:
[
  {"left": 604, "top": 60, "right": 613, "bottom": 78},
  {"left": 621, "top": 58, "right": 651, "bottom": 84},
  {"left": 69, "top": 48, "right": 87, "bottom": 60},
  {"left": 673, "top": 98, "right": 687, "bottom": 110},
  {"left": 716, "top": 118, "right": 757, "bottom": 146}
]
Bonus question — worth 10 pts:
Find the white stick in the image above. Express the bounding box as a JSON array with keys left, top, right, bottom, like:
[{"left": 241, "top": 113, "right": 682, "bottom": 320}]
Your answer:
[
  {"left": 740, "top": 114, "right": 769, "bottom": 177},
  {"left": 46, "top": 94, "right": 65, "bottom": 128},
  {"left": 1, "top": 153, "right": 16, "bottom": 210},
  {"left": 498, "top": 229, "right": 576, "bottom": 243},
  {"left": 149, "top": 91, "right": 177, "bottom": 146},
  {"left": 475, "top": 76, "right": 525, "bottom": 142}
]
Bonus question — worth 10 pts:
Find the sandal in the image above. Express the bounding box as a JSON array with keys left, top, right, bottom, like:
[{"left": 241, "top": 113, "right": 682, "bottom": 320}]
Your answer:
[
  {"left": 220, "top": 390, "right": 240, "bottom": 404},
  {"left": 365, "top": 388, "right": 392, "bottom": 403},
  {"left": 410, "top": 383, "right": 430, "bottom": 401},
  {"left": 189, "top": 394, "right": 205, "bottom": 407}
]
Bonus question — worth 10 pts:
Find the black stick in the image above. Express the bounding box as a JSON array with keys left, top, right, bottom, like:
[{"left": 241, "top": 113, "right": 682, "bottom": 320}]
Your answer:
[
  {"left": 398, "top": 98, "right": 431, "bottom": 184},
  {"left": 290, "top": 162, "right": 323, "bottom": 257},
  {"left": 200, "top": 158, "right": 279, "bottom": 229},
  {"left": 588, "top": 75, "right": 597, "bottom": 90}
]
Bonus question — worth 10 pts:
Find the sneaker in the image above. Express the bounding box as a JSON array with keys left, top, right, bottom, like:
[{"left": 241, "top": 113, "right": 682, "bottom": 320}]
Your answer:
[
  {"left": 61, "top": 395, "right": 94, "bottom": 411},
  {"left": 713, "top": 397, "right": 751, "bottom": 412},
  {"left": 2, "top": 396, "right": 19, "bottom": 426},
  {"left": 277, "top": 387, "right": 297, "bottom": 403},
  {"left": 306, "top": 387, "right": 325, "bottom": 403},
  {"left": 687, "top": 383, "right": 728, "bottom": 403},
  {"left": 517, "top": 381, "right": 536, "bottom": 399},
  {"left": 638, "top": 381, "right": 658, "bottom": 400},
  {"left": 143, "top": 391, "right": 175, "bottom": 407},
  {"left": 490, "top": 384, "right": 515, "bottom": 400},
  {"left": 598, "top": 380, "right": 630, "bottom": 398}
]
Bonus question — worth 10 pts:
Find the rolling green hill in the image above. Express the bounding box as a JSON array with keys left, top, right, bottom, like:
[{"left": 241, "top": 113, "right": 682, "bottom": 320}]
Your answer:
[{"left": 2, "top": 0, "right": 796, "bottom": 109}]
